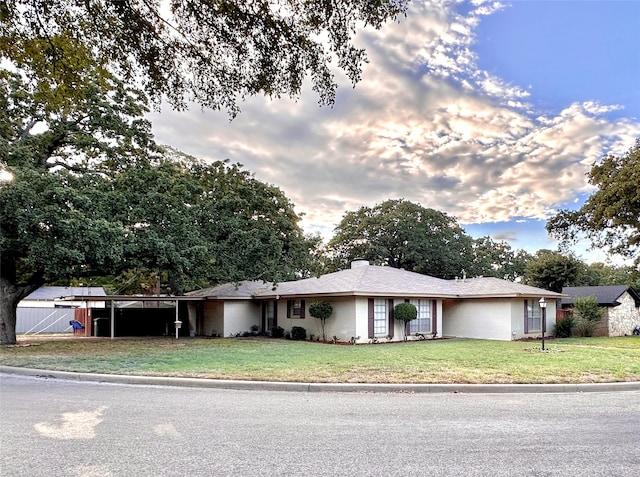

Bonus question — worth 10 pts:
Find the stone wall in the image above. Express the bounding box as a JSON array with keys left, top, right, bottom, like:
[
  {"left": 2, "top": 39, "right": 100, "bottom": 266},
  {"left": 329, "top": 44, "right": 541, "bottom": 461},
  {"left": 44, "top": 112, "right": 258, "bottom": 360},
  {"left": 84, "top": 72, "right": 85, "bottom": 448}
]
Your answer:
[{"left": 608, "top": 291, "right": 640, "bottom": 336}]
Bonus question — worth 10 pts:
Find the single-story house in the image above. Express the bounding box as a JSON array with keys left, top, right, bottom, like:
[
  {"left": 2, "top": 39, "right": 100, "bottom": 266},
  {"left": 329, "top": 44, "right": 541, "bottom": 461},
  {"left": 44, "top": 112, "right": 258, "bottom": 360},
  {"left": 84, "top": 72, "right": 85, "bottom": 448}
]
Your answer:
[
  {"left": 187, "top": 260, "right": 563, "bottom": 342},
  {"left": 561, "top": 285, "right": 640, "bottom": 336},
  {"left": 17, "top": 286, "right": 106, "bottom": 334}
]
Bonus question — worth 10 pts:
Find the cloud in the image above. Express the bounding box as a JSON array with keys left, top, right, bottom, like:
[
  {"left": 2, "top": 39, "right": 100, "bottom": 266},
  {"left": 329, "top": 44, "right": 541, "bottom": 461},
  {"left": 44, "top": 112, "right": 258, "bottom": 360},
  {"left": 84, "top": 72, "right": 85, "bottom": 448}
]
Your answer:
[{"left": 148, "top": 0, "right": 639, "bottom": 243}]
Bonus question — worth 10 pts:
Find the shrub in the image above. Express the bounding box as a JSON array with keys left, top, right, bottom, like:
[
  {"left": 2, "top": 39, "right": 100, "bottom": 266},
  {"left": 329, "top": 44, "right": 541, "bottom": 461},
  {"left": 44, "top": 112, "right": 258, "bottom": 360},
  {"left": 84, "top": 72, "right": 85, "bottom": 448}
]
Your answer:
[
  {"left": 575, "top": 320, "right": 598, "bottom": 337},
  {"left": 573, "top": 296, "right": 604, "bottom": 337},
  {"left": 574, "top": 296, "right": 604, "bottom": 323},
  {"left": 271, "top": 326, "right": 285, "bottom": 338},
  {"left": 394, "top": 302, "right": 417, "bottom": 341},
  {"left": 291, "top": 326, "right": 307, "bottom": 341},
  {"left": 554, "top": 315, "right": 576, "bottom": 338}
]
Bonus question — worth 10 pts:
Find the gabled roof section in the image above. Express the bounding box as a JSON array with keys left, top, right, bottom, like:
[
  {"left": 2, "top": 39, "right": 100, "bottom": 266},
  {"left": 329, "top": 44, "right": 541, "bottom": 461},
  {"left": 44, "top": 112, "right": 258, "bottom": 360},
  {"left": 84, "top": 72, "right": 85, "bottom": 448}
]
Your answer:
[
  {"left": 256, "top": 264, "right": 454, "bottom": 298},
  {"left": 252, "top": 264, "right": 562, "bottom": 299},
  {"left": 23, "top": 286, "right": 107, "bottom": 301},
  {"left": 562, "top": 285, "right": 639, "bottom": 307},
  {"left": 450, "top": 277, "right": 565, "bottom": 298},
  {"left": 187, "top": 281, "right": 270, "bottom": 299}
]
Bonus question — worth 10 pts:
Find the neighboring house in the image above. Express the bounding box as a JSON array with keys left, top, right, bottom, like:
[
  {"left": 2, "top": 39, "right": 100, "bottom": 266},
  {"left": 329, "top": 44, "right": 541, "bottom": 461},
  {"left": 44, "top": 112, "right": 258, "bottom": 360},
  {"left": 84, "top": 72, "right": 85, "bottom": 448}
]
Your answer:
[
  {"left": 561, "top": 286, "right": 640, "bottom": 337},
  {"left": 17, "top": 286, "right": 107, "bottom": 334},
  {"left": 187, "top": 260, "right": 563, "bottom": 342}
]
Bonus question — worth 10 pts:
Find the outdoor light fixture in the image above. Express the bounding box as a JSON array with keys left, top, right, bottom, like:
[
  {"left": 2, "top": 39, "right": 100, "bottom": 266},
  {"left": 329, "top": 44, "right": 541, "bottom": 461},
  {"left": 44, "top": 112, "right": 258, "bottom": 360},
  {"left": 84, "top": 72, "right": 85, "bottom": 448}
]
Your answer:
[{"left": 538, "top": 297, "right": 547, "bottom": 351}]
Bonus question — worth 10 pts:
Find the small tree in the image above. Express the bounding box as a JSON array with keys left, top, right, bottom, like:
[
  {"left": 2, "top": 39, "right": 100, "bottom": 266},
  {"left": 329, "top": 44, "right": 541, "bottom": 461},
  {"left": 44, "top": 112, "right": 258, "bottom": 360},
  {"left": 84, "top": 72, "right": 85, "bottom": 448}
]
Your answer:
[
  {"left": 309, "top": 301, "right": 333, "bottom": 342},
  {"left": 394, "top": 302, "right": 417, "bottom": 341},
  {"left": 573, "top": 296, "right": 605, "bottom": 337}
]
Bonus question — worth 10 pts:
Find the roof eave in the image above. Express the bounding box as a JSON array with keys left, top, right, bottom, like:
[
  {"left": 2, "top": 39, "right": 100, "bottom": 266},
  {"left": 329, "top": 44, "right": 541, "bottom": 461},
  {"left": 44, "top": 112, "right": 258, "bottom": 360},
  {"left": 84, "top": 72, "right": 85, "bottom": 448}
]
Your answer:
[
  {"left": 454, "top": 293, "right": 567, "bottom": 299},
  {"left": 61, "top": 295, "right": 205, "bottom": 302}
]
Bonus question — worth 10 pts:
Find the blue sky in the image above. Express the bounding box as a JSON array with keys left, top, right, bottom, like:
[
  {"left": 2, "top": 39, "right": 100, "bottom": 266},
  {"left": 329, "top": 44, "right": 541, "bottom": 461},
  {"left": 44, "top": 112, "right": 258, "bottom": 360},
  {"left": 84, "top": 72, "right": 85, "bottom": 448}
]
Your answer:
[
  {"left": 150, "top": 0, "right": 640, "bottom": 266},
  {"left": 474, "top": 1, "right": 639, "bottom": 120}
]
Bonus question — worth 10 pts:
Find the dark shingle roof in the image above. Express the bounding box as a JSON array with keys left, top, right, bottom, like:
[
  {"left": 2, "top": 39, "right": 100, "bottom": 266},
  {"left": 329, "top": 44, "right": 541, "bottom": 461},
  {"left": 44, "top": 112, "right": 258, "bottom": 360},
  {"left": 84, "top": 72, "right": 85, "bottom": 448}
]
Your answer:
[
  {"left": 561, "top": 285, "right": 637, "bottom": 306},
  {"left": 193, "top": 264, "right": 562, "bottom": 300}
]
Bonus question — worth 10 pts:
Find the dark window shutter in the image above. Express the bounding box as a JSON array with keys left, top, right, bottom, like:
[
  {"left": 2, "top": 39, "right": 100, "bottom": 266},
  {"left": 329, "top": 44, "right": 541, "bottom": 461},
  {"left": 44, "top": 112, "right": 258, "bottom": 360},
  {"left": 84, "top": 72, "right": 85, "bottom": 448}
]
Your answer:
[
  {"left": 405, "top": 299, "right": 411, "bottom": 336},
  {"left": 368, "top": 299, "right": 374, "bottom": 338},
  {"left": 287, "top": 300, "right": 292, "bottom": 318},
  {"left": 432, "top": 300, "right": 437, "bottom": 334},
  {"left": 523, "top": 300, "right": 529, "bottom": 333},
  {"left": 388, "top": 299, "right": 394, "bottom": 338},
  {"left": 300, "top": 300, "right": 306, "bottom": 318}
]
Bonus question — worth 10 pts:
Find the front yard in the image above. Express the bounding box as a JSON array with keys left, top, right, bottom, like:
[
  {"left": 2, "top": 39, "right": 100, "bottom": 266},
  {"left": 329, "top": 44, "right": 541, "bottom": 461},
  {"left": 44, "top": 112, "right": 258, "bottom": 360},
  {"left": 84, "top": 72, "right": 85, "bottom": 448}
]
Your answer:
[{"left": 1, "top": 336, "right": 639, "bottom": 384}]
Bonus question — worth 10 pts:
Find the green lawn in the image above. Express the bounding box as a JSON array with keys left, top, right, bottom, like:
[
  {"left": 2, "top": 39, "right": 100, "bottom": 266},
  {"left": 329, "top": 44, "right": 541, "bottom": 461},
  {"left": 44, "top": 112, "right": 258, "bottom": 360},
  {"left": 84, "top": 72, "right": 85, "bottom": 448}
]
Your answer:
[{"left": 1, "top": 336, "right": 639, "bottom": 384}]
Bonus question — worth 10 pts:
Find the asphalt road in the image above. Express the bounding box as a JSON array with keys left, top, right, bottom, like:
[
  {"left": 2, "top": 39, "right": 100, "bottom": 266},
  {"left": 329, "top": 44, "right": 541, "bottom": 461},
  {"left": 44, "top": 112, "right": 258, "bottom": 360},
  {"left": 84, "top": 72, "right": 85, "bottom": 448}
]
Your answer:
[{"left": 1, "top": 373, "right": 639, "bottom": 476}]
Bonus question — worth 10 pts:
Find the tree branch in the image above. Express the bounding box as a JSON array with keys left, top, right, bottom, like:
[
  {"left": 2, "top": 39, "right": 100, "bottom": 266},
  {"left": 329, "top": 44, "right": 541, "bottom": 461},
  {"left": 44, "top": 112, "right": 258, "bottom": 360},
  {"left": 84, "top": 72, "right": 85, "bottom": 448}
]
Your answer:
[
  {"left": 16, "top": 118, "right": 39, "bottom": 144},
  {"left": 43, "top": 160, "right": 94, "bottom": 174}
]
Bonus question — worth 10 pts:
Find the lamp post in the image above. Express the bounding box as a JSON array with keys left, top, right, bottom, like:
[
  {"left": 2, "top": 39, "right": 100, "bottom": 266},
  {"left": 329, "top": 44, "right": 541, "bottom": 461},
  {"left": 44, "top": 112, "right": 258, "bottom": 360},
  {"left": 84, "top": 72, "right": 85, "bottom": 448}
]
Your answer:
[{"left": 538, "top": 297, "right": 547, "bottom": 351}]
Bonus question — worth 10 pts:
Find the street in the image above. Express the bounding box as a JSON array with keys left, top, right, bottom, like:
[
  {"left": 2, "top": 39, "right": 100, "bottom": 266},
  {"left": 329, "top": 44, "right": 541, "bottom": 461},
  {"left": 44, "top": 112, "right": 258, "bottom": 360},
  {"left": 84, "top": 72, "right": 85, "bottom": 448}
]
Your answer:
[{"left": 1, "top": 373, "right": 639, "bottom": 476}]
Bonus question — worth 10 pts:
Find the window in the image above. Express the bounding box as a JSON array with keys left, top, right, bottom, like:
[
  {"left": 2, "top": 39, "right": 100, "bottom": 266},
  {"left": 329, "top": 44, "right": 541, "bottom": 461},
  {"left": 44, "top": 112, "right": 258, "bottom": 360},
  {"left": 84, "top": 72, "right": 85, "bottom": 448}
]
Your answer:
[
  {"left": 373, "top": 299, "right": 387, "bottom": 335},
  {"left": 409, "top": 299, "right": 432, "bottom": 334},
  {"left": 287, "top": 299, "right": 305, "bottom": 319},
  {"left": 525, "top": 300, "right": 541, "bottom": 332}
]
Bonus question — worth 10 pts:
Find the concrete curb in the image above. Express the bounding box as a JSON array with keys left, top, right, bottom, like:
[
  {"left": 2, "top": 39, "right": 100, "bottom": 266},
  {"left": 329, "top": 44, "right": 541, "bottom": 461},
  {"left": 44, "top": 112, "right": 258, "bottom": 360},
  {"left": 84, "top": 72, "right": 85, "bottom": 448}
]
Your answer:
[{"left": 3, "top": 366, "right": 640, "bottom": 394}]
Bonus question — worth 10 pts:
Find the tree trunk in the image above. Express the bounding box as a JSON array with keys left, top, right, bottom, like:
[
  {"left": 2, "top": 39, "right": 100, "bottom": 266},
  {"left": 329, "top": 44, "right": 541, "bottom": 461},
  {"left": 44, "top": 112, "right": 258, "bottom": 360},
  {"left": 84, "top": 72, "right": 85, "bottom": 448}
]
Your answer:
[{"left": 0, "top": 276, "right": 38, "bottom": 345}]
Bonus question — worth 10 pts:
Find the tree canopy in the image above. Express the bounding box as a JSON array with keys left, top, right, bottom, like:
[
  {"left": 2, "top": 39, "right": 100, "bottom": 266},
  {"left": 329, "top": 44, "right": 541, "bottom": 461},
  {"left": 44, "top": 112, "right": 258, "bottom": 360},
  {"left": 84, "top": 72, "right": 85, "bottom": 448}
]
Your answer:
[
  {"left": 577, "top": 262, "right": 640, "bottom": 289},
  {"left": 327, "top": 199, "right": 474, "bottom": 278},
  {"left": 1, "top": 0, "right": 408, "bottom": 115},
  {"left": 327, "top": 199, "right": 532, "bottom": 280},
  {"left": 467, "top": 236, "right": 530, "bottom": 281},
  {"left": 547, "top": 140, "right": 640, "bottom": 268},
  {"left": 523, "top": 249, "right": 582, "bottom": 293},
  {"left": 0, "top": 70, "right": 314, "bottom": 344}
]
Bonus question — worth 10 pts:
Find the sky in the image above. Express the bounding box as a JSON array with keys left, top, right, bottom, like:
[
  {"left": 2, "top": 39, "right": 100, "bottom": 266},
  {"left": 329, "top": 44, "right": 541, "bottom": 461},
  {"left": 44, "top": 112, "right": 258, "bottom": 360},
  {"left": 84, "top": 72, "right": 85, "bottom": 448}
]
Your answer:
[{"left": 148, "top": 0, "right": 640, "bottom": 266}]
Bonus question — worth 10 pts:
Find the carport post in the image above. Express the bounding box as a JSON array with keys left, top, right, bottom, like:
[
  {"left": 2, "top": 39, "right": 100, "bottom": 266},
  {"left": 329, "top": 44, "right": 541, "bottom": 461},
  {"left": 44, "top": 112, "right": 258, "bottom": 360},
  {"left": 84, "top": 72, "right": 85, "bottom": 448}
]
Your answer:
[
  {"left": 110, "top": 300, "right": 115, "bottom": 339},
  {"left": 174, "top": 300, "right": 182, "bottom": 339}
]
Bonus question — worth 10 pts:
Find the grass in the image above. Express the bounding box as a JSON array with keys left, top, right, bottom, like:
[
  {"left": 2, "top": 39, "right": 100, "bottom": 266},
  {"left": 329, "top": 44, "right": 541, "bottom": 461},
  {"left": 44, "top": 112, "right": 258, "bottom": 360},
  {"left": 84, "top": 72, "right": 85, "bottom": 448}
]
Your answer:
[{"left": 1, "top": 336, "right": 640, "bottom": 384}]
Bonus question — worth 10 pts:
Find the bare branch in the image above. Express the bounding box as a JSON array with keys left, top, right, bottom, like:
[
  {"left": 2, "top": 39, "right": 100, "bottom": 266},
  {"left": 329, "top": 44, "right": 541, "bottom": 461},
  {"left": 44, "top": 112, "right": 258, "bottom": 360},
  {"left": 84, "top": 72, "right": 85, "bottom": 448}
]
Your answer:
[{"left": 16, "top": 118, "right": 38, "bottom": 144}]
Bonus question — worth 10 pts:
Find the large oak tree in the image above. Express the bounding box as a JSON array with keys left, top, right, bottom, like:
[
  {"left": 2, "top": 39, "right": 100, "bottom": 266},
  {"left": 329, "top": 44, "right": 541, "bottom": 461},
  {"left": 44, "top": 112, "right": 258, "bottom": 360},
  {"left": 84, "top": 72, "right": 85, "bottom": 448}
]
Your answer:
[
  {"left": 547, "top": 140, "right": 640, "bottom": 269},
  {"left": 327, "top": 199, "right": 475, "bottom": 278},
  {"left": 0, "top": 71, "right": 314, "bottom": 345}
]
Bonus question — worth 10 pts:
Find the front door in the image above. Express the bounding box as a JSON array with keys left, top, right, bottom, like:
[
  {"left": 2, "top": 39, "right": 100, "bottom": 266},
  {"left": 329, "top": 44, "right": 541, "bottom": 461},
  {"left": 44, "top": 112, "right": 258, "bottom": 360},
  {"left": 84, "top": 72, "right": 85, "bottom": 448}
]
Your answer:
[{"left": 262, "top": 301, "right": 276, "bottom": 335}]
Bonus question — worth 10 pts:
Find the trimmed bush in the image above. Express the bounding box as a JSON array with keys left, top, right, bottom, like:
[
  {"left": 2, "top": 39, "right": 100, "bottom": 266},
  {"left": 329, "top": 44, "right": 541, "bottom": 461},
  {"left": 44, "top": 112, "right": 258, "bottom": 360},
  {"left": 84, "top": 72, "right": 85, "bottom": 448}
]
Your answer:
[
  {"left": 395, "top": 302, "right": 417, "bottom": 341},
  {"left": 309, "top": 300, "right": 333, "bottom": 341},
  {"left": 291, "top": 326, "right": 307, "bottom": 341},
  {"left": 271, "top": 326, "right": 285, "bottom": 338}
]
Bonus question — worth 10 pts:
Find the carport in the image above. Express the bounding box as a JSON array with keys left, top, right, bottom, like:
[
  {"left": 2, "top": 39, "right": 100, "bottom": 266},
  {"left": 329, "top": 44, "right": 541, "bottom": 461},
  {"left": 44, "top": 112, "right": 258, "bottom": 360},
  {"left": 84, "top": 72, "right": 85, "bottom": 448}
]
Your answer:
[{"left": 62, "top": 295, "right": 205, "bottom": 339}]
